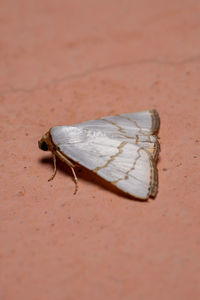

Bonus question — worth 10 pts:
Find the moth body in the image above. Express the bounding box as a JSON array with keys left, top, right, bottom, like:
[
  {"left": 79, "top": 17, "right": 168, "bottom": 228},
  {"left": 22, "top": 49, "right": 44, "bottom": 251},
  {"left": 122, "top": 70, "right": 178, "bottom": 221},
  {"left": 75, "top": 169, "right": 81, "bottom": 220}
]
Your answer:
[{"left": 38, "top": 110, "right": 160, "bottom": 199}]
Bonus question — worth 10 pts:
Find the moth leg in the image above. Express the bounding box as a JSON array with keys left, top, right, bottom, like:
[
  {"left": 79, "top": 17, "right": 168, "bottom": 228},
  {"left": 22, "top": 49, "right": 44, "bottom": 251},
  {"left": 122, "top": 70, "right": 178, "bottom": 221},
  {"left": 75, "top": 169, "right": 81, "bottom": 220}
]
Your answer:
[
  {"left": 48, "top": 153, "right": 57, "bottom": 181},
  {"left": 70, "top": 167, "right": 78, "bottom": 195},
  {"left": 55, "top": 150, "right": 78, "bottom": 194}
]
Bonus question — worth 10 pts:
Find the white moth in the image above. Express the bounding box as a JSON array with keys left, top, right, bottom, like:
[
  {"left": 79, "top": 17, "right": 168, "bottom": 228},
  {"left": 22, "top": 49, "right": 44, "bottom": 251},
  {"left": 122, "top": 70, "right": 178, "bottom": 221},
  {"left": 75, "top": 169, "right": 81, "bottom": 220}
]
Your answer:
[{"left": 38, "top": 110, "right": 160, "bottom": 199}]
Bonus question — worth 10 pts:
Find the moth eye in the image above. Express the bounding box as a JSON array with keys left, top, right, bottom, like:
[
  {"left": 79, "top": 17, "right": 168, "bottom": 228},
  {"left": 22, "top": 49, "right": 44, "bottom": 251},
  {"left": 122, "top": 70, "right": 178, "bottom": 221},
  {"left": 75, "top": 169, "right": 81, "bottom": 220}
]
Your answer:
[{"left": 41, "top": 141, "right": 48, "bottom": 151}]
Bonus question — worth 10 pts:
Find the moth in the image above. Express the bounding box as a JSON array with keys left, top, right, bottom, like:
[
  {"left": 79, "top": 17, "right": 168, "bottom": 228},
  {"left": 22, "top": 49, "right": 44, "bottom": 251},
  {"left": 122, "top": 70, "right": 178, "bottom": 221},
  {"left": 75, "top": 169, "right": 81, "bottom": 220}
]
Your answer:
[{"left": 38, "top": 110, "right": 160, "bottom": 199}]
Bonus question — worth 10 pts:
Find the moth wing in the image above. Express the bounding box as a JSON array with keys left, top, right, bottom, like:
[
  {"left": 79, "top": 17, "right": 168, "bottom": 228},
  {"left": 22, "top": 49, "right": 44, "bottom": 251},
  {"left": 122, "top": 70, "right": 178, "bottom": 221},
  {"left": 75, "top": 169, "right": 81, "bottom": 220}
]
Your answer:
[
  {"left": 51, "top": 124, "right": 158, "bottom": 199},
  {"left": 119, "top": 109, "right": 160, "bottom": 134},
  {"left": 75, "top": 109, "right": 160, "bottom": 160},
  {"left": 77, "top": 109, "right": 160, "bottom": 135}
]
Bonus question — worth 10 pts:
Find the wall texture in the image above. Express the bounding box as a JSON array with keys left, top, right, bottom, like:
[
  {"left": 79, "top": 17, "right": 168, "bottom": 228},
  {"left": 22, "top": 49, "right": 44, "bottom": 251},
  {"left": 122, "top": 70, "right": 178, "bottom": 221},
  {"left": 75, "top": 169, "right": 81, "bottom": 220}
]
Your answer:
[{"left": 1, "top": 0, "right": 200, "bottom": 299}]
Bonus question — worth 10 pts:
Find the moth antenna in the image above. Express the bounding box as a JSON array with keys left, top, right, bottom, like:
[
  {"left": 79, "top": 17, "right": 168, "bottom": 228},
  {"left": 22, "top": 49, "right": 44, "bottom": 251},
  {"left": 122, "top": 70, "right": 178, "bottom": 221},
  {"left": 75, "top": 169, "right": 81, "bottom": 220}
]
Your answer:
[{"left": 48, "top": 153, "right": 57, "bottom": 181}]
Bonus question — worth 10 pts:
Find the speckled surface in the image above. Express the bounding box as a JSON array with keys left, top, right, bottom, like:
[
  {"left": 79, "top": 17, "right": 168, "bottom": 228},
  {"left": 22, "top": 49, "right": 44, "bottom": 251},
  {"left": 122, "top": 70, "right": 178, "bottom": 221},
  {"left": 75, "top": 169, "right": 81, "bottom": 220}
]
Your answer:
[{"left": 1, "top": 1, "right": 200, "bottom": 299}]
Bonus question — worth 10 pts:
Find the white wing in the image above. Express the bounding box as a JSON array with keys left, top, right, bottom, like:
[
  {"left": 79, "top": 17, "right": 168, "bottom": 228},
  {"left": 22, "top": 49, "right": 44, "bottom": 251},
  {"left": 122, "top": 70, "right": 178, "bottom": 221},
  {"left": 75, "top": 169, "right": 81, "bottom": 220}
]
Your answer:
[
  {"left": 81, "top": 110, "right": 160, "bottom": 135},
  {"left": 50, "top": 110, "right": 160, "bottom": 199},
  {"left": 76, "top": 109, "right": 160, "bottom": 160}
]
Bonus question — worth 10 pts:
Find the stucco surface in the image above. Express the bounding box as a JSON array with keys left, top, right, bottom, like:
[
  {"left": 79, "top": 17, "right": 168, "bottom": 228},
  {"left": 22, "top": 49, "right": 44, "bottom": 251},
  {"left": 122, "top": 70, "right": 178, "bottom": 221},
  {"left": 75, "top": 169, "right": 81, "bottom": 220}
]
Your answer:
[{"left": 1, "top": 1, "right": 200, "bottom": 299}]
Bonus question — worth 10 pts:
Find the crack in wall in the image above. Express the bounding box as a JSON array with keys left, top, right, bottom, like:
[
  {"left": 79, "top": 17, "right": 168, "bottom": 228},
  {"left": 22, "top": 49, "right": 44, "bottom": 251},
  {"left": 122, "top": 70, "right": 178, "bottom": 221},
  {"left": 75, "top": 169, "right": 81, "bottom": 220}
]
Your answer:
[{"left": 1, "top": 55, "right": 200, "bottom": 97}]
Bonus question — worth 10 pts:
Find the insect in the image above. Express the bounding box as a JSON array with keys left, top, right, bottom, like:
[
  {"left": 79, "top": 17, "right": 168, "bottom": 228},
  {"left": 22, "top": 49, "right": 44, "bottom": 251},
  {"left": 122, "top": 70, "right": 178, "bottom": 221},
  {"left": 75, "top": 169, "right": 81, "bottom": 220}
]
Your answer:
[{"left": 38, "top": 110, "right": 160, "bottom": 199}]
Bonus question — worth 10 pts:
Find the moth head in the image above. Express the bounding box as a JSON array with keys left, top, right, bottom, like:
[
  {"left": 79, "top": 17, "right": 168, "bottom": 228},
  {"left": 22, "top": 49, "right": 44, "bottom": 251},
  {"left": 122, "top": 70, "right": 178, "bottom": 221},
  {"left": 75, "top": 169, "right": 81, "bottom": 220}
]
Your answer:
[{"left": 38, "top": 131, "right": 53, "bottom": 152}]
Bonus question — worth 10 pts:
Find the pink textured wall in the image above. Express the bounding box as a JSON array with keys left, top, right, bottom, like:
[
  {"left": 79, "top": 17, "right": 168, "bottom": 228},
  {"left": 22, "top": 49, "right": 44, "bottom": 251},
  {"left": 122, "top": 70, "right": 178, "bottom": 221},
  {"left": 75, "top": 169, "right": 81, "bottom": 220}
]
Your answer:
[{"left": 1, "top": 0, "right": 200, "bottom": 299}]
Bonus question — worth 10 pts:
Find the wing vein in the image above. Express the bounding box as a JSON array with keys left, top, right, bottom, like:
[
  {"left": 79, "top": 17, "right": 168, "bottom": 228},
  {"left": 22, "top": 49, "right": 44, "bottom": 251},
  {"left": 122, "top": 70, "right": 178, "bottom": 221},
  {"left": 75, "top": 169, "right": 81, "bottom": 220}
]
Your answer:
[
  {"left": 93, "top": 141, "right": 127, "bottom": 172},
  {"left": 111, "top": 147, "right": 142, "bottom": 184}
]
